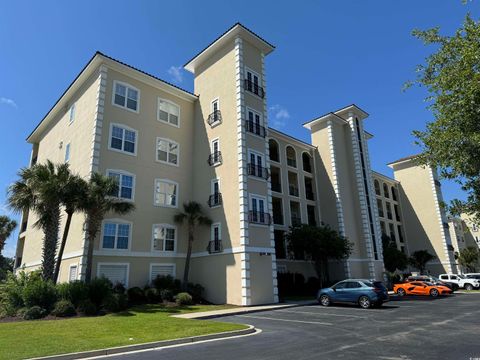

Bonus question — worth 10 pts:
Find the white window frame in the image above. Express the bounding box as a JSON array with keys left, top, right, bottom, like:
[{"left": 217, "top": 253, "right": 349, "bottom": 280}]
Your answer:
[
  {"left": 155, "top": 137, "right": 180, "bottom": 167},
  {"left": 149, "top": 263, "right": 176, "bottom": 283},
  {"left": 211, "top": 178, "right": 220, "bottom": 194},
  {"left": 211, "top": 222, "right": 221, "bottom": 241},
  {"left": 157, "top": 97, "right": 180, "bottom": 128},
  {"left": 249, "top": 193, "right": 268, "bottom": 226},
  {"left": 245, "top": 107, "right": 264, "bottom": 139},
  {"left": 244, "top": 67, "right": 262, "bottom": 97},
  {"left": 97, "top": 262, "right": 130, "bottom": 287},
  {"left": 100, "top": 219, "right": 133, "bottom": 251},
  {"left": 65, "top": 142, "right": 71, "bottom": 163},
  {"left": 151, "top": 224, "right": 177, "bottom": 253},
  {"left": 210, "top": 137, "right": 221, "bottom": 166},
  {"left": 108, "top": 123, "right": 138, "bottom": 156},
  {"left": 112, "top": 80, "right": 140, "bottom": 113},
  {"left": 272, "top": 196, "right": 285, "bottom": 227},
  {"left": 68, "top": 103, "right": 76, "bottom": 124},
  {"left": 285, "top": 145, "right": 297, "bottom": 168},
  {"left": 247, "top": 148, "right": 267, "bottom": 181},
  {"left": 68, "top": 264, "right": 78, "bottom": 282},
  {"left": 106, "top": 169, "right": 136, "bottom": 201},
  {"left": 153, "top": 178, "right": 179, "bottom": 208},
  {"left": 210, "top": 98, "right": 221, "bottom": 127}
]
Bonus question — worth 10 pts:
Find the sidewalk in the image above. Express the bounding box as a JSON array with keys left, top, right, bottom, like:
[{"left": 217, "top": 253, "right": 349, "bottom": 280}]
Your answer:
[{"left": 173, "top": 300, "right": 315, "bottom": 320}]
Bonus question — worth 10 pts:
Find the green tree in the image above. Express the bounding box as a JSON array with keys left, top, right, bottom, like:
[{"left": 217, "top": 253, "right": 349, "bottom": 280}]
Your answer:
[
  {"left": 0, "top": 215, "right": 17, "bottom": 256},
  {"left": 381, "top": 234, "right": 408, "bottom": 273},
  {"left": 457, "top": 246, "right": 479, "bottom": 272},
  {"left": 286, "top": 224, "right": 352, "bottom": 286},
  {"left": 408, "top": 250, "right": 436, "bottom": 274},
  {"left": 53, "top": 174, "right": 89, "bottom": 283},
  {"left": 82, "top": 173, "right": 135, "bottom": 283},
  {"left": 0, "top": 256, "right": 14, "bottom": 281},
  {"left": 174, "top": 201, "right": 212, "bottom": 288},
  {"left": 8, "top": 161, "right": 69, "bottom": 281},
  {"left": 407, "top": 14, "right": 480, "bottom": 221}
]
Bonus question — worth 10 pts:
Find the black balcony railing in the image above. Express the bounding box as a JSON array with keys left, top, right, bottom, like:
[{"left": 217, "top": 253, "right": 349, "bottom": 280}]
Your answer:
[
  {"left": 306, "top": 190, "right": 315, "bottom": 201},
  {"left": 271, "top": 182, "right": 282, "bottom": 193},
  {"left": 245, "top": 120, "right": 267, "bottom": 138},
  {"left": 208, "top": 151, "right": 222, "bottom": 166},
  {"left": 291, "top": 216, "right": 302, "bottom": 227},
  {"left": 244, "top": 79, "right": 265, "bottom": 98},
  {"left": 208, "top": 193, "right": 223, "bottom": 207},
  {"left": 248, "top": 211, "right": 272, "bottom": 225},
  {"left": 207, "top": 110, "right": 222, "bottom": 126},
  {"left": 207, "top": 239, "right": 223, "bottom": 254},
  {"left": 289, "top": 185, "right": 299, "bottom": 197},
  {"left": 20, "top": 221, "right": 28, "bottom": 233},
  {"left": 247, "top": 164, "right": 270, "bottom": 179}
]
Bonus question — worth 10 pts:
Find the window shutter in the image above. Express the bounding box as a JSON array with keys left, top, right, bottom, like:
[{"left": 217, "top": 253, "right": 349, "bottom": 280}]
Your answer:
[
  {"left": 69, "top": 265, "right": 78, "bottom": 282},
  {"left": 150, "top": 265, "right": 175, "bottom": 282},
  {"left": 98, "top": 264, "right": 128, "bottom": 286}
]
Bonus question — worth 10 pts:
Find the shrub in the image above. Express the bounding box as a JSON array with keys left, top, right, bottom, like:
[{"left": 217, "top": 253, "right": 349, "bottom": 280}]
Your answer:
[
  {"left": 88, "top": 278, "right": 113, "bottom": 308},
  {"left": 152, "top": 275, "right": 181, "bottom": 293},
  {"left": 127, "top": 287, "right": 145, "bottom": 304},
  {"left": 57, "top": 281, "right": 89, "bottom": 307},
  {"left": 175, "top": 292, "right": 193, "bottom": 306},
  {"left": 51, "top": 300, "right": 76, "bottom": 317},
  {"left": 186, "top": 283, "right": 204, "bottom": 303},
  {"left": 77, "top": 299, "right": 97, "bottom": 316},
  {"left": 115, "top": 293, "right": 128, "bottom": 311},
  {"left": 159, "top": 289, "right": 174, "bottom": 302},
  {"left": 23, "top": 306, "right": 46, "bottom": 320},
  {"left": 22, "top": 278, "right": 58, "bottom": 311},
  {"left": 102, "top": 294, "right": 119, "bottom": 313},
  {"left": 15, "top": 307, "right": 28, "bottom": 318},
  {"left": 144, "top": 287, "right": 161, "bottom": 303},
  {"left": 0, "top": 271, "right": 32, "bottom": 313},
  {"left": 112, "top": 282, "right": 126, "bottom": 294}
]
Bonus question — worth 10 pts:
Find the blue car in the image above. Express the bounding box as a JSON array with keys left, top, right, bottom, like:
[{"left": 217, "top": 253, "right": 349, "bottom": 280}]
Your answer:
[{"left": 317, "top": 279, "right": 389, "bottom": 309}]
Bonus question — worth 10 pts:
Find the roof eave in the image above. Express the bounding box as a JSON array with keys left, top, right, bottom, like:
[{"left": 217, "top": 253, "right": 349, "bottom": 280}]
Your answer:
[{"left": 303, "top": 112, "right": 347, "bottom": 130}]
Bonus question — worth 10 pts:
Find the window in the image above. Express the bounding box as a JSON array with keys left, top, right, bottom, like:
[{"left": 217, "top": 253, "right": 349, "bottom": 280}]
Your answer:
[
  {"left": 249, "top": 194, "right": 269, "bottom": 225},
  {"left": 473, "top": 224, "right": 478, "bottom": 232},
  {"left": 69, "top": 103, "right": 75, "bottom": 123},
  {"left": 212, "top": 223, "right": 221, "bottom": 241},
  {"left": 269, "top": 139, "right": 280, "bottom": 162},
  {"left": 209, "top": 178, "right": 222, "bottom": 207},
  {"left": 246, "top": 108, "right": 265, "bottom": 137},
  {"left": 209, "top": 138, "right": 221, "bottom": 165},
  {"left": 307, "top": 205, "right": 316, "bottom": 226},
  {"left": 109, "top": 124, "right": 137, "bottom": 155},
  {"left": 102, "top": 222, "right": 131, "bottom": 250},
  {"left": 380, "top": 221, "right": 386, "bottom": 234},
  {"left": 383, "top": 183, "right": 390, "bottom": 198},
  {"left": 248, "top": 150, "right": 266, "bottom": 178},
  {"left": 389, "top": 223, "right": 396, "bottom": 241},
  {"left": 391, "top": 186, "right": 398, "bottom": 201},
  {"left": 386, "top": 202, "right": 393, "bottom": 220},
  {"left": 153, "top": 224, "right": 176, "bottom": 252},
  {"left": 97, "top": 263, "right": 129, "bottom": 286},
  {"left": 208, "top": 223, "right": 222, "bottom": 253},
  {"left": 156, "top": 138, "right": 179, "bottom": 165},
  {"left": 274, "top": 230, "right": 286, "bottom": 259},
  {"left": 154, "top": 179, "right": 178, "bottom": 207},
  {"left": 64, "top": 143, "right": 71, "bottom": 163},
  {"left": 107, "top": 170, "right": 134, "bottom": 200},
  {"left": 158, "top": 98, "right": 180, "bottom": 127},
  {"left": 286, "top": 146, "right": 296, "bottom": 167},
  {"left": 150, "top": 264, "right": 175, "bottom": 282},
  {"left": 245, "top": 68, "right": 264, "bottom": 98},
  {"left": 345, "top": 281, "right": 361, "bottom": 289},
  {"left": 113, "top": 81, "right": 139, "bottom": 112},
  {"left": 272, "top": 197, "right": 284, "bottom": 225},
  {"left": 69, "top": 265, "right": 78, "bottom": 282},
  {"left": 302, "top": 153, "right": 313, "bottom": 173},
  {"left": 377, "top": 199, "right": 384, "bottom": 218},
  {"left": 333, "top": 282, "right": 347, "bottom": 290},
  {"left": 374, "top": 180, "right": 381, "bottom": 196}
]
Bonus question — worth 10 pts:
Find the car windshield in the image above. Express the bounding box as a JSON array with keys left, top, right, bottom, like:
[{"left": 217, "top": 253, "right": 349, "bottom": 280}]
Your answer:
[{"left": 457, "top": 274, "right": 466, "bottom": 279}]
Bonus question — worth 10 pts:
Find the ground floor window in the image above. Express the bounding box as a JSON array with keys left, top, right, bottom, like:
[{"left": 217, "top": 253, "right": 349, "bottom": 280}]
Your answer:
[
  {"left": 150, "top": 264, "right": 176, "bottom": 283},
  {"left": 97, "top": 263, "right": 129, "bottom": 287}
]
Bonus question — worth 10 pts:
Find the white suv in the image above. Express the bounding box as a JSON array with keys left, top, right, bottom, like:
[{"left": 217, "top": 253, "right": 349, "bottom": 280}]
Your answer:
[{"left": 438, "top": 274, "right": 480, "bottom": 290}]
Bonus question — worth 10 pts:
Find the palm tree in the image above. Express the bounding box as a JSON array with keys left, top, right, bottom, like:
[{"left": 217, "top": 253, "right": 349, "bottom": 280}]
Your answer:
[
  {"left": 0, "top": 215, "right": 17, "bottom": 256},
  {"left": 53, "top": 173, "right": 89, "bottom": 283},
  {"left": 174, "top": 201, "right": 212, "bottom": 288},
  {"left": 408, "top": 250, "right": 436, "bottom": 274},
  {"left": 82, "top": 173, "right": 135, "bottom": 282},
  {"left": 8, "top": 161, "right": 64, "bottom": 280}
]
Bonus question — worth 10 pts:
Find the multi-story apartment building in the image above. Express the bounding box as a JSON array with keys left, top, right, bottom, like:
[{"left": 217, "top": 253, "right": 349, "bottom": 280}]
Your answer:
[{"left": 459, "top": 214, "right": 480, "bottom": 250}]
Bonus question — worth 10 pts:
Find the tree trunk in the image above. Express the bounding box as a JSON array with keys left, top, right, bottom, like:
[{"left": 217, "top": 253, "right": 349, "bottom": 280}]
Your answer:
[
  {"left": 41, "top": 206, "right": 60, "bottom": 281},
  {"left": 183, "top": 226, "right": 194, "bottom": 290},
  {"left": 84, "top": 216, "right": 101, "bottom": 283},
  {"left": 53, "top": 210, "right": 73, "bottom": 283}
]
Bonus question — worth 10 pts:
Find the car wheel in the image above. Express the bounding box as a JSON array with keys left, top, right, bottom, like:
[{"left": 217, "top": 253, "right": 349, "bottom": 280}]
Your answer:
[
  {"left": 397, "top": 288, "right": 406, "bottom": 297},
  {"left": 465, "top": 283, "right": 473, "bottom": 291},
  {"left": 319, "top": 294, "right": 330, "bottom": 307},
  {"left": 358, "top": 296, "right": 371, "bottom": 309},
  {"left": 430, "top": 288, "right": 439, "bottom": 297}
]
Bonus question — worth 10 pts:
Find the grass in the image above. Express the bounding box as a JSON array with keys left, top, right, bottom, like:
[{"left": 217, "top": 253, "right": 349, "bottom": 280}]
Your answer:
[{"left": 0, "top": 304, "right": 246, "bottom": 360}]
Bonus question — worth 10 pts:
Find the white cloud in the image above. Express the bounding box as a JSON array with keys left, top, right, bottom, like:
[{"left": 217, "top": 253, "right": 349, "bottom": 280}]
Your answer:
[
  {"left": 0, "top": 97, "right": 18, "bottom": 108},
  {"left": 269, "top": 104, "right": 290, "bottom": 128},
  {"left": 167, "top": 66, "right": 183, "bottom": 83}
]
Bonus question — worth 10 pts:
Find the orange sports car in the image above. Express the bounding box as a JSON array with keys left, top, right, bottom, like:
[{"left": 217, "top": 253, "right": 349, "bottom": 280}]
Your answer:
[{"left": 393, "top": 281, "right": 452, "bottom": 297}]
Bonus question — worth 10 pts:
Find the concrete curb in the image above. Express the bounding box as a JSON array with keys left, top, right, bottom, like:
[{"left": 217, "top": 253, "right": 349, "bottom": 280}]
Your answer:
[{"left": 28, "top": 325, "right": 256, "bottom": 360}]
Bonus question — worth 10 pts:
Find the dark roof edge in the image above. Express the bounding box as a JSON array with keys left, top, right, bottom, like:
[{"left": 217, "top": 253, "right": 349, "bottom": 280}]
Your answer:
[{"left": 387, "top": 154, "right": 421, "bottom": 166}]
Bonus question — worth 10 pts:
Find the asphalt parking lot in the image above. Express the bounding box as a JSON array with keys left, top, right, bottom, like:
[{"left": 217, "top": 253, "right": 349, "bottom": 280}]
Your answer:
[{"left": 106, "top": 293, "right": 480, "bottom": 360}]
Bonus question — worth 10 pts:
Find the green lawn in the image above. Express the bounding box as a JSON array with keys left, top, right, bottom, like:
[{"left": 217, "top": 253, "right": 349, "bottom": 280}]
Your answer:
[{"left": 0, "top": 304, "right": 245, "bottom": 360}]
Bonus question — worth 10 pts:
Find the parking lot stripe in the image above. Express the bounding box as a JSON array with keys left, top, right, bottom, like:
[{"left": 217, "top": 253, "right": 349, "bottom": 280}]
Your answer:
[
  {"left": 237, "top": 314, "right": 333, "bottom": 326},
  {"left": 278, "top": 309, "right": 366, "bottom": 319}
]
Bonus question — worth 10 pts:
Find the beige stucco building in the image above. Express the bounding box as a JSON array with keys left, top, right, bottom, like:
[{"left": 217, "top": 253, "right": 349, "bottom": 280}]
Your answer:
[{"left": 15, "top": 23, "right": 458, "bottom": 305}]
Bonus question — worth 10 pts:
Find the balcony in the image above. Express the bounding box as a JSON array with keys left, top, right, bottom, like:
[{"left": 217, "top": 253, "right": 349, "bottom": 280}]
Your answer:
[
  {"left": 208, "top": 151, "right": 222, "bottom": 166},
  {"left": 207, "top": 110, "right": 222, "bottom": 126},
  {"left": 289, "top": 185, "right": 299, "bottom": 197},
  {"left": 247, "top": 163, "right": 270, "bottom": 180},
  {"left": 208, "top": 193, "right": 223, "bottom": 207},
  {"left": 207, "top": 239, "right": 223, "bottom": 254},
  {"left": 244, "top": 79, "right": 265, "bottom": 98},
  {"left": 245, "top": 120, "right": 267, "bottom": 138},
  {"left": 248, "top": 211, "right": 271, "bottom": 225}
]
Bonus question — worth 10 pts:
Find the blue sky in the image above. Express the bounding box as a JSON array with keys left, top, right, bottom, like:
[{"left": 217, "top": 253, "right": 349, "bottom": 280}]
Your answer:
[{"left": 0, "top": 1, "right": 478, "bottom": 257}]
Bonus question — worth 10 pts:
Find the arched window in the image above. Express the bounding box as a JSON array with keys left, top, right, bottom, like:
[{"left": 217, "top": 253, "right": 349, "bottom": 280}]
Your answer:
[
  {"left": 391, "top": 186, "right": 398, "bottom": 201},
  {"left": 286, "top": 146, "right": 296, "bottom": 168},
  {"left": 302, "top": 152, "right": 312, "bottom": 173},
  {"left": 374, "top": 180, "right": 381, "bottom": 196},
  {"left": 383, "top": 183, "right": 389, "bottom": 198},
  {"left": 269, "top": 139, "right": 279, "bottom": 162}
]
